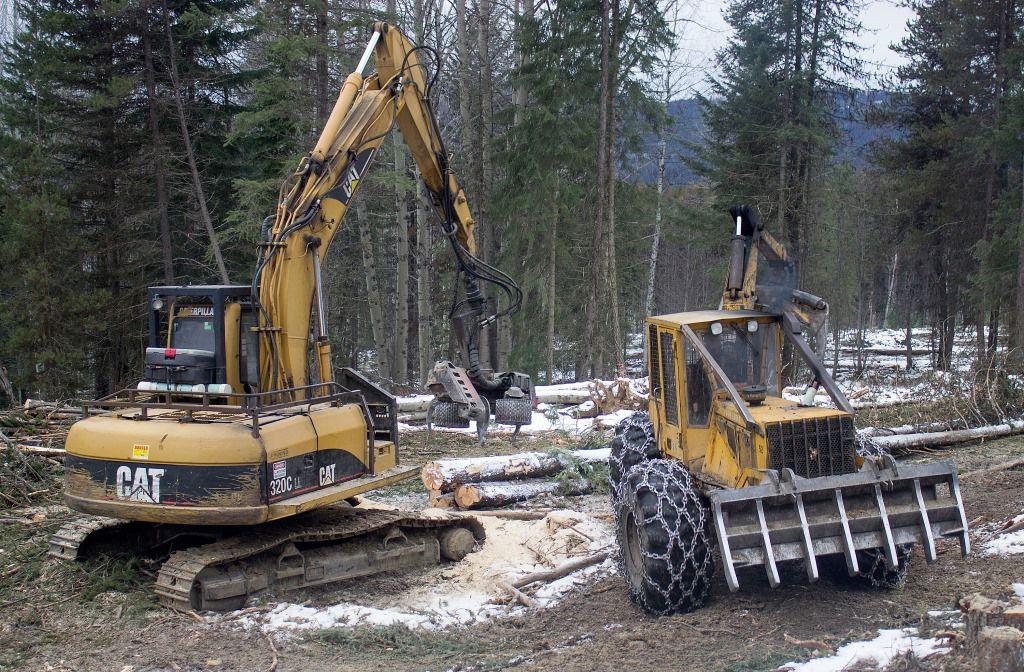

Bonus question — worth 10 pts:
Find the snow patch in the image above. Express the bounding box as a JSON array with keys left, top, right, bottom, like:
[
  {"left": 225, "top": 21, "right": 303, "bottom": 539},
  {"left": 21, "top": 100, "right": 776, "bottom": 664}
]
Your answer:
[
  {"left": 982, "top": 513, "right": 1024, "bottom": 556},
  {"left": 779, "top": 628, "right": 950, "bottom": 672}
]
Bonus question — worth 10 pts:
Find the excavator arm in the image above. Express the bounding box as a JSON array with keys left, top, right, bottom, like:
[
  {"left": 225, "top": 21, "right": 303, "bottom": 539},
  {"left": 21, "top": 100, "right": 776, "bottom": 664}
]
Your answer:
[{"left": 254, "top": 23, "right": 522, "bottom": 410}]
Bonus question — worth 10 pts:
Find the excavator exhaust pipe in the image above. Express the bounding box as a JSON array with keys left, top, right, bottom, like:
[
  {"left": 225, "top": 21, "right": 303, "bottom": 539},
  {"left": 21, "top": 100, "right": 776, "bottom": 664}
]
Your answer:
[{"left": 709, "top": 458, "right": 970, "bottom": 591}]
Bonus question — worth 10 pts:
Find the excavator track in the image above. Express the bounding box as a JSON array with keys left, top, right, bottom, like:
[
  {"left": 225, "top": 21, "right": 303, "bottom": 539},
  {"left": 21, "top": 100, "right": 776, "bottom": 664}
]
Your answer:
[
  {"left": 48, "top": 514, "right": 139, "bottom": 561},
  {"left": 153, "top": 507, "right": 484, "bottom": 612}
]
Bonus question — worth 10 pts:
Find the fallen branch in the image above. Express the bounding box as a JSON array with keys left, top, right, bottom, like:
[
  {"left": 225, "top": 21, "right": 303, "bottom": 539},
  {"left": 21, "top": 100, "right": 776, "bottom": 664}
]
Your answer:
[
  {"left": 461, "top": 509, "right": 549, "bottom": 520},
  {"left": 454, "top": 479, "right": 592, "bottom": 509},
  {"left": 962, "top": 457, "right": 1024, "bottom": 480},
  {"left": 783, "top": 633, "right": 833, "bottom": 652},
  {"left": 512, "top": 551, "right": 610, "bottom": 589},
  {"left": 499, "top": 580, "right": 540, "bottom": 608}
]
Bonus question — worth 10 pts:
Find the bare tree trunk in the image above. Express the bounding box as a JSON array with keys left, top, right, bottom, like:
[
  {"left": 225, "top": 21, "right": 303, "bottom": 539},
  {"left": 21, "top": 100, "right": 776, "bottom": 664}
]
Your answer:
[
  {"left": 477, "top": 0, "right": 500, "bottom": 371},
  {"left": 161, "top": 0, "right": 228, "bottom": 284},
  {"left": 393, "top": 133, "right": 410, "bottom": 384},
  {"left": 356, "top": 202, "right": 390, "bottom": 379},
  {"left": 316, "top": 0, "right": 328, "bottom": 124},
  {"left": 1015, "top": 154, "right": 1024, "bottom": 356},
  {"left": 882, "top": 250, "right": 898, "bottom": 327},
  {"left": 582, "top": 0, "right": 613, "bottom": 380},
  {"left": 547, "top": 183, "right": 558, "bottom": 384},
  {"left": 142, "top": 23, "right": 173, "bottom": 284},
  {"left": 417, "top": 181, "right": 432, "bottom": 383}
]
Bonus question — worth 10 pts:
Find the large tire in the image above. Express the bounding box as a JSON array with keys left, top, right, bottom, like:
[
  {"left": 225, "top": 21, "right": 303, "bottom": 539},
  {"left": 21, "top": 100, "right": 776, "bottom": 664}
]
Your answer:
[
  {"left": 608, "top": 411, "right": 659, "bottom": 504},
  {"left": 616, "top": 459, "right": 715, "bottom": 615}
]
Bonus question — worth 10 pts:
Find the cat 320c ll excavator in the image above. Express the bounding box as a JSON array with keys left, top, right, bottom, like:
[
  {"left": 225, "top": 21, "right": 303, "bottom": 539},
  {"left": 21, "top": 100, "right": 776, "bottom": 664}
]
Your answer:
[{"left": 49, "top": 23, "right": 532, "bottom": 611}]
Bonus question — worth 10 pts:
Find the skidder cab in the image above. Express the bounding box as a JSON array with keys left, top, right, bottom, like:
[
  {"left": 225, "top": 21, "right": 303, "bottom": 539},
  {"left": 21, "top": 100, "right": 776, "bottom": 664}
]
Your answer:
[{"left": 610, "top": 207, "right": 970, "bottom": 616}]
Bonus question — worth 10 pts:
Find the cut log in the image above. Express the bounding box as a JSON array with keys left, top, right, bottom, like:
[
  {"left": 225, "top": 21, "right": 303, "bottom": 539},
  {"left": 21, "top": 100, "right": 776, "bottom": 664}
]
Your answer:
[
  {"left": 860, "top": 420, "right": 968, "bottom": 438},
  {"left": 397, "top": 395, "right": 434, "bottom": 413},
  {"left": 536, "top": 391, "right": 591, "bottom": 405},
  {"left": 427, "top": 492, "right": 456, "bottom": 509},
  {"left": 511, "top": 551, "right": 609, "bottom": 589},
  {"left": 453, "top": 479, "right": 592, "bottom": 509},
  {"left": 873, "top": 421, "right": 1024, "bottom": 453},
  {"left": 14, "top": 445, "right": 66, "bottom": 458},
  {"left": 421, "top": 447, "right": 610, "bottom": 494}
]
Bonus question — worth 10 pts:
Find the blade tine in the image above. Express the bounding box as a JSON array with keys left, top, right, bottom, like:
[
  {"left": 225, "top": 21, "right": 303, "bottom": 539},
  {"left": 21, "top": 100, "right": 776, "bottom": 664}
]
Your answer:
[
  {"left": 834, "top": 489, "right": 859, "bottom": 576},
  {"left": 950, "top": 473, "right": 971, "bottom": 556},
  {"left": 755, "top": 498, "right": 780, "bottom": 588},
  {"left": 794, "top": 493, "right": 818, "bottom": 582},
  {"left": 913, "top": 479, "right": 938, "bottom": 562},
  {"left": 714, "top": 499, "right": 740, "bottom": 592},
  {"left": 874, "top": 484, "right": 898, "bottom": 567}
]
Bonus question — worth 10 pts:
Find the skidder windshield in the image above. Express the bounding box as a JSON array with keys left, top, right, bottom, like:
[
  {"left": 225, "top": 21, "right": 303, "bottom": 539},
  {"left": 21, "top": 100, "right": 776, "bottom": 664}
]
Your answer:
[{"left": 701, "top": 322, "right": 778, "bottom": 394}]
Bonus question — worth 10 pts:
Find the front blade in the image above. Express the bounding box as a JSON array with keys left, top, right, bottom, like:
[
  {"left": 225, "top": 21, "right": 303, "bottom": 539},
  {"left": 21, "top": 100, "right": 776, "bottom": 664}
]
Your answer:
[{"left": 709, "top": 459, "right": 970, "bottom": 591}]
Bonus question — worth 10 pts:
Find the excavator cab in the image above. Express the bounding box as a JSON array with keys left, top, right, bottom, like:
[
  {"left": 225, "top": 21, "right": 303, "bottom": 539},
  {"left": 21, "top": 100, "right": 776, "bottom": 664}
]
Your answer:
[{"left": 139, "top": 286, "right": 257, "bottom": 396}]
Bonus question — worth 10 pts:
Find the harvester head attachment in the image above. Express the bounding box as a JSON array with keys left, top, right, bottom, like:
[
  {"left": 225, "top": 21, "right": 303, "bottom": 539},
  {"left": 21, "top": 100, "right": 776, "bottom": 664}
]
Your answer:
[{"left": 709, "top": 458, "right": 969, "bottom": 591}]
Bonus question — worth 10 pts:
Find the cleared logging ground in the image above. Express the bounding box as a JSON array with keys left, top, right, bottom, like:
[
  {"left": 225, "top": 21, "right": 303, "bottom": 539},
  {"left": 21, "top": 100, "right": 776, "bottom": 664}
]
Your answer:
[{"left": 2, "top": 424, "right": 1024, "bottom": 670}]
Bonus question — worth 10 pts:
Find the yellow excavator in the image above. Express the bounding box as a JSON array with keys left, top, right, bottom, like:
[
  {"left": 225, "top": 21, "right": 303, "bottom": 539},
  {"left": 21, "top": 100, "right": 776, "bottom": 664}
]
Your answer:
[
  {"left": 610, "top": 206, "right": 970, "bottom": 615},
  {"left": 49, "top": 23, "right": 531, "bottom": 611}
]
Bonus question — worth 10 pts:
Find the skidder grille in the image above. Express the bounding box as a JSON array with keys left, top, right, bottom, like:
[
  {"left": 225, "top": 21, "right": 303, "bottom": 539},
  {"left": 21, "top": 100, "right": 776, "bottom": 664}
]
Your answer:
[{"left": 766, "top": 416, "right": 856, "bottom": 478}]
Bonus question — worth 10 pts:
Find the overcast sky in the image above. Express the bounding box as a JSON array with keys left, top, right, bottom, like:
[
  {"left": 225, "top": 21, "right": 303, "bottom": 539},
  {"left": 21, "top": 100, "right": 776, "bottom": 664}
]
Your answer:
[{"left": 675, "top": 0, "right": 916, "bottom": 96}]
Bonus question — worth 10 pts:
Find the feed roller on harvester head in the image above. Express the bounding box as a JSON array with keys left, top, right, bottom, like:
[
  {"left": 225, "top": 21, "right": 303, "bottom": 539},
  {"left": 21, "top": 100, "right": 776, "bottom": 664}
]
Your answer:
[
  {"left": 50, "top": 22, "right": 526, "bottom": 612},
  {"left": 609, "top": 205, "right": 969, "bottom": 616}
]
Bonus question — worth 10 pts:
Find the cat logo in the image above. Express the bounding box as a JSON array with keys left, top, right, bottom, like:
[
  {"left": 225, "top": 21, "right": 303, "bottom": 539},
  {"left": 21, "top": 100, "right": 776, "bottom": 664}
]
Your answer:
[
  {"left": 341, "top": 164, "right": 360, "bottom": 202},
  {"left": 115, "top": 465, "right": 165, "bottom": 503},
  {"left": 319, "top": 463, "right": 336, "bottom": 486}
]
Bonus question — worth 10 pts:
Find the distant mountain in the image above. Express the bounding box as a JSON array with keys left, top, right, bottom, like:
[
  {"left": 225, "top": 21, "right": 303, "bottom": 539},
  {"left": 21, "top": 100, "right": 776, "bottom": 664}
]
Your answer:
[{"left": 637, "top": 90, "right": 897, "bottom": 186}]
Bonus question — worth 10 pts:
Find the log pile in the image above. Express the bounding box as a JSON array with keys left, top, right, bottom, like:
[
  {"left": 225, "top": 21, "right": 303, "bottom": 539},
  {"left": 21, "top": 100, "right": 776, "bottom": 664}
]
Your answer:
[{"left": 421, "top": 447, "right": 608, "bottom": 510}]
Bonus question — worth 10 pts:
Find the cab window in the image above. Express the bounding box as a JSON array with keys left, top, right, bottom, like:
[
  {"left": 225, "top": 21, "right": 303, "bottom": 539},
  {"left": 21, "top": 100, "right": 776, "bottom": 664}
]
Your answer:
[
  {"left": 684, "top": 340, "right": 713, "bottom": 427},
  {"left": 171, "top": 317, "right": 216, "bottom": 352}
]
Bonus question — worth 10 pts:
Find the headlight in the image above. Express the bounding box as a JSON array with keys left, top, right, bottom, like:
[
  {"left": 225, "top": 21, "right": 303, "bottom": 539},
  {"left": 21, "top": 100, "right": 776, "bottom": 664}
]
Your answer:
[
  {"left": 710, "top": 322, "right": 723, "bottom": 335},
  {"left": 747, "top": 319, "right": 759, "bottom": 333}
]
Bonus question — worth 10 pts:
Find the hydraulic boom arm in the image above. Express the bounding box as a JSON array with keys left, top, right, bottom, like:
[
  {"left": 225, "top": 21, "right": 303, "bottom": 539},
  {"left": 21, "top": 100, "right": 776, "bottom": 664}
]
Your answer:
[{"left": 254, "top": 23, "right": 519, "bottom": 396}]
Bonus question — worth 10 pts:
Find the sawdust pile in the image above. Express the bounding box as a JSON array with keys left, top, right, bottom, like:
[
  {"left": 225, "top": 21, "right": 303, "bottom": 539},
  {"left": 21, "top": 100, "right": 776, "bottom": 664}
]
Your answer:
[{"left": 241, "top": 509, "right": 616, "bottom": 633}]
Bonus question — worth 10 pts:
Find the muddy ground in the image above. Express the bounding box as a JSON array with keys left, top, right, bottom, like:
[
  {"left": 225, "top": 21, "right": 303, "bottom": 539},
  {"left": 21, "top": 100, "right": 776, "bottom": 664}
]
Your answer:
[{"left": 2, "top": 429, "right": 1022, "bottom": 672}]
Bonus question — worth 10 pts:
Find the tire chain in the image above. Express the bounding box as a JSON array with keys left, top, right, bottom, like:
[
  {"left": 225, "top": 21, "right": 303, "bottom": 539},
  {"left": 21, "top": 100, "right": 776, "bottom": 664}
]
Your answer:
[
  {"left": 855, "top": 432, "right": 889, "bottom": 460},
  {"left": 607, "top": 411, "right": 658, "bottom": 508},
  {"left": 857, "top": 544, "right": 912, "bottom": 589},
  {"left": 617, "top": 459, "right": 715, "bottom": 615}
]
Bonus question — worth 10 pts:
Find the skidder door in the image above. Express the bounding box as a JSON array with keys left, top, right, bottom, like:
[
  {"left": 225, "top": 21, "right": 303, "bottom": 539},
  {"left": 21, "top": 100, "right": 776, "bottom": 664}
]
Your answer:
[{"left": 648, "top": 324, "right": 684, "bottom": 458}]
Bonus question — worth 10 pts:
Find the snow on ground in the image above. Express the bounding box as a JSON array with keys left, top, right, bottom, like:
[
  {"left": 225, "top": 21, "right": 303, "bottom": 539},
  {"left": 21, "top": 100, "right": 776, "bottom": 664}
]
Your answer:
[
  {"left": 399, "top": 408, "right": 636, "bottom": 437},
  {"left": 982, "top": 512, "right": 1024, "bottom": 556},
  {"left": 778, "top": 628, "right": 951, "bottom": 672},
  {"left": 238, "top": 509, "right": 616, "bottom": 634}
]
